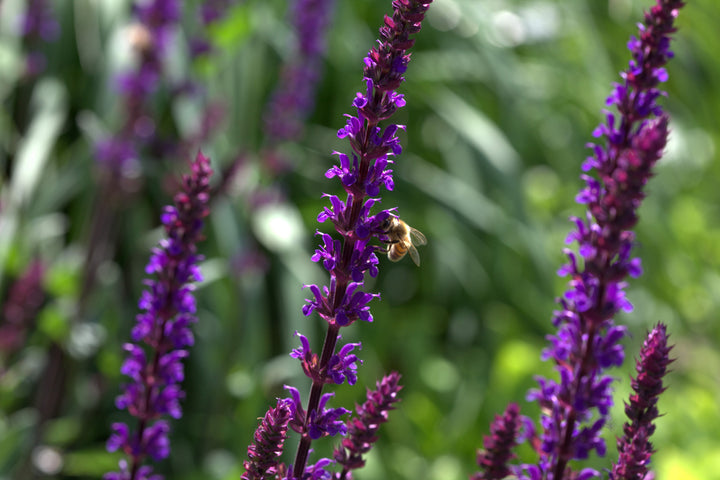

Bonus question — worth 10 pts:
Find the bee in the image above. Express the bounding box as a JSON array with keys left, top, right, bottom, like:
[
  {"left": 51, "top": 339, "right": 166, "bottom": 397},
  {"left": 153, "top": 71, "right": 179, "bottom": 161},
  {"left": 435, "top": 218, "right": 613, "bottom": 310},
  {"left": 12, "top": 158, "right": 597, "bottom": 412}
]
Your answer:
[
  {"left": 380, "top": 216, "right": 427, "bottom": 266},
  {"left": 126, "top": 23, "right": 154, "bottom": 56}
]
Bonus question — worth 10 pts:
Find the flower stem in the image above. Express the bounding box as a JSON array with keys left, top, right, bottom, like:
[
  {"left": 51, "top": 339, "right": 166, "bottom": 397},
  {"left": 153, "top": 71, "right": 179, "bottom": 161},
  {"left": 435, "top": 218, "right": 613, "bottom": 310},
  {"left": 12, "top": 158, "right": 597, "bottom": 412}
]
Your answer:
[{"left": 293, "top": 323, "right": 341, "bottom": 478}]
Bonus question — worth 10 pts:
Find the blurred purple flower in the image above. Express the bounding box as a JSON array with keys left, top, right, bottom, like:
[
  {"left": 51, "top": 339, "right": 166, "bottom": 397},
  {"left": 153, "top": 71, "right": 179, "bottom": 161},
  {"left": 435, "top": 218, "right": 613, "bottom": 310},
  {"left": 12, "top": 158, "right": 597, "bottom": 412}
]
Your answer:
[
  {"left": 0, "top": 260, "right": 46, "bottom": 356},
  {"left": 303, "top": 458, "right": 334, "bottom": 480},
  {"left": 189, "top": 0, "right": 239, "bottom": 58},
  {"left": 18, "top": 0, "right": 59, "bottom": 76},
  {"left": 132, "top": 0, "right": 180, "bottom": 53},
  {"left": 610, "top": 323, "right": 673, "bottom": 480},
  {"left": 21, "top": 0, "right": 60, "bottom": 40},
  {"left": 95, "top": 0, "right": 181, "bottom": 177},
  {"left": 105, "top": 151, "right": 212, "bottom": 480},
  {"left": 516, "top": 1, "right": 684, "bottom": 479},
  {"left": 263, "top": 0, "right": 336, "bottom": 143}
]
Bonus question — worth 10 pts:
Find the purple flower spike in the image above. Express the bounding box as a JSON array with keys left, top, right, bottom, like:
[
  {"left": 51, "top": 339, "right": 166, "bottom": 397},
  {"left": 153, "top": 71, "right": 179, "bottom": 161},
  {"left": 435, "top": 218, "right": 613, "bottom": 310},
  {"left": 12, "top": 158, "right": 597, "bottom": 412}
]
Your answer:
[
  {"left": 0, "top": 260, "right": 46, "bottom": 355},
  {"left": 333, "top": 372, "right": 403, "bottom": 479},
  {"left": 301, "top": 0, "right": 433, "bottom": 334},
  {"left": 472, "top": 403, "right": 522, "bottom": 480},
  {"left": 256, "top": 2, "right": 434, "bottom": 479},
  {"left": 94, "top": 0, "right": 182, "bottom": 178},
  {"left": 263, "top": 0, "right": 337, "bottom": 143},
  {"left": 242, "top": 399, "right": 293, "bottom": 480},
  {"left": 105, "top": 152, "right": 212, "bottom": 480},
  {"left": 511, "top": 1, "right": 684, "bottom": 479},
  {"left": 610, "top": 324, "right": 673, "bottom": 480},
  {"left": 18, "top": 0, "right": 60, "bottom": 76}
]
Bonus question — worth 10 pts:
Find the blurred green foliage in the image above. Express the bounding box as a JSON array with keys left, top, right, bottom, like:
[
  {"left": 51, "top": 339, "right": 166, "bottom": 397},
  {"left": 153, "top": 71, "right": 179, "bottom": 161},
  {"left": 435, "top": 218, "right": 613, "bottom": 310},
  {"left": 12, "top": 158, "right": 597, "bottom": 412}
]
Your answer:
[{"left": 1, "top": 0, "right": 719, "bottom": 479}]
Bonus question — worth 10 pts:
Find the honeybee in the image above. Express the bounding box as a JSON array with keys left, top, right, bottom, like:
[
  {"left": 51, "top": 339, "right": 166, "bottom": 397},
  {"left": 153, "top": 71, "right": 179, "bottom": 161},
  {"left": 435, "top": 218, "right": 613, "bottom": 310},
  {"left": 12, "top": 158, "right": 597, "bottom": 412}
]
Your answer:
[
  {"left": 380, "top": 216, "right": 427, "bottom": 266},
  {"left": 126, "top": 23, "right": 154, "bottom": 56}
]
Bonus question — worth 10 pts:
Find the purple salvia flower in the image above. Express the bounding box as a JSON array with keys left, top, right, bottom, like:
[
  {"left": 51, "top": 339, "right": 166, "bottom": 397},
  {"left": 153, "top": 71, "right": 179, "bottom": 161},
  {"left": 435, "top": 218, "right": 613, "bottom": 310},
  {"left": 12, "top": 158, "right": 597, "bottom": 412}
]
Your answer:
[
  {"left": 326, "top": 341, "right": 362, "bottom": 386},
  {"left": 189, "top": 0, "right": 238, "bottom": 58},
  {"left": 290, "top": 332, "right": 362, "bottom": 386},
  {"left": 242, "top": 399, "right": 293, "bottom": 480},
  {"left": 263, "top": 0, "right": 336, "bottom": 143},
  {"left": 281, "top": 2, "right": 433, "bottom": 478},
  {"left": 332, "top": 372, "right": 403, "bottom": 480},
  {"left": 105, "top": 151, "right": 212, "bottom": 480},
  {"left": 302, "top": 458, "right": 334, "bottom": 480},
  {"left": 285, "top": 386, "right": 351, "bottom": 441},
  {"left": 20, "top": 0, "right": 60, "bottom": 40},
  {"left": 95, "top": 0, "right": 181, "bottom": 177},
  {"left": 18, "top": 0, "right": 60, "bottom": 76},
  {"left": 610, "top": 323, "right": 673, "bottom": 480},
  {"left": 132, "top": 0, "right": 181, "bottom": 54},
  {"left": 471, "top": 403, "right": 522, "bottom": 480},
  {"left": 519, "top": 1, "right": 684, "bottom": 479}
]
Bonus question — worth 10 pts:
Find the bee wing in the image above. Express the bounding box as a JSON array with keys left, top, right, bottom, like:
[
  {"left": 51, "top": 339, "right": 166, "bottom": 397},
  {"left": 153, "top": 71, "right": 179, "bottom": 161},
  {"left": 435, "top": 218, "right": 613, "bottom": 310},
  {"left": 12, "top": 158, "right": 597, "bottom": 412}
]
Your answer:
[
  {"left": 408, "top": 244, "right": 421, "bottom": 266},
  {"left": 409, "top": 227, "right": 427, "bottom": 246}
]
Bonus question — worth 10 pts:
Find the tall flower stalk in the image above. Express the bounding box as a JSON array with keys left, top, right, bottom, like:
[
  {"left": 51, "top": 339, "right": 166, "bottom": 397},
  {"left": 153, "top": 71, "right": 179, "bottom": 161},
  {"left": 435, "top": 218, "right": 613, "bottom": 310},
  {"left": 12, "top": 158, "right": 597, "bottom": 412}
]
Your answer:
[
  {"left": 472, "top": 1, "right": 684, "bottom": 479},
  {"left": 293, "top": 0, "right": 433, "bottom": 476},
  {"left": 524, "top": 1, "right": 684, "bottom": 478},
  {"left": 242, "top": 1, "right": 433, "bottom": 478},
  {"left": 105, "top": 151, "right": 212, "bottom": 480}
]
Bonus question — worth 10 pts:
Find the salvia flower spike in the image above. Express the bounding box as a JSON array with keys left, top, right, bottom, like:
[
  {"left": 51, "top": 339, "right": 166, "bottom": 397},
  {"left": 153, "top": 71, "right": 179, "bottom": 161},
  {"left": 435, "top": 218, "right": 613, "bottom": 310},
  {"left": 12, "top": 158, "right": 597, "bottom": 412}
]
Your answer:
[
  {"left": 505, "top": 1, "right": 683, "bottom": 479},
  {"left": 255, "top": 1, "right": 434, "bottom": 478},
  {"left": 521, "top": 1, "right": 684, "bottom": 478},
  {"left": 333, "top": 372, "right": 403, "bottom": 480},
  {"left": 105, "top": 151, "right": 212, "bottom": 480},
  {"left": 610, "top": 323, "right": 673, "bottom": 480},
  {"left": 472, "top": 403, "right": 522, "bottom": 480}
]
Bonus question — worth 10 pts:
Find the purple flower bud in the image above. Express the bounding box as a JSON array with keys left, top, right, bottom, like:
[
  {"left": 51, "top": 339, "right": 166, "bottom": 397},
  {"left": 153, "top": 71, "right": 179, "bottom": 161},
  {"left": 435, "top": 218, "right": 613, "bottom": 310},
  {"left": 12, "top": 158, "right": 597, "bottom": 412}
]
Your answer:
[
  {"left": 471, "top": 403, "right": 522, "bottom": 480},
  {"left": 610, "top": 323, "right": 673, "bottom": 480},
  {"left": 242, "top": 399, "right": 293, "bottom": 480},
  {"left": 333, "top": 372, "right": 403, "bottom": 478}
]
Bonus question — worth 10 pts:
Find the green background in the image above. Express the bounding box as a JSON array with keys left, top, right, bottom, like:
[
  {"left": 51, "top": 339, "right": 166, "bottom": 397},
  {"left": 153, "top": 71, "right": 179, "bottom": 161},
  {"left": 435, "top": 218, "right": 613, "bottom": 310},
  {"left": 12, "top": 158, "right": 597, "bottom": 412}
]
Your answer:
[{"left": 1, "top": 0, "right": 718, "bottom": 479}]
